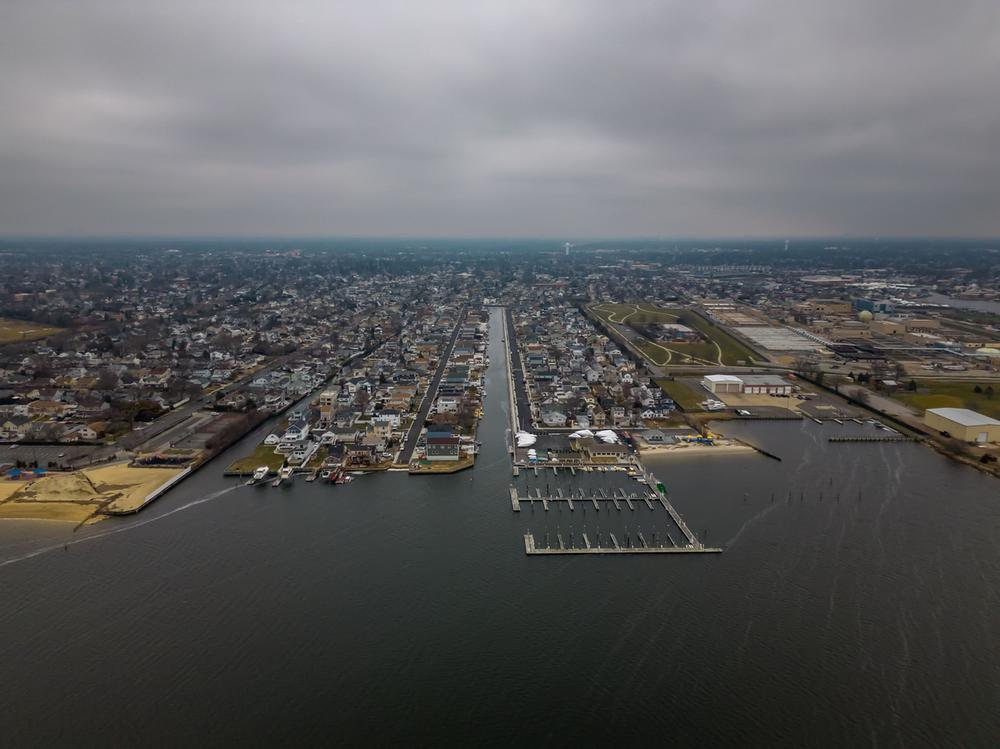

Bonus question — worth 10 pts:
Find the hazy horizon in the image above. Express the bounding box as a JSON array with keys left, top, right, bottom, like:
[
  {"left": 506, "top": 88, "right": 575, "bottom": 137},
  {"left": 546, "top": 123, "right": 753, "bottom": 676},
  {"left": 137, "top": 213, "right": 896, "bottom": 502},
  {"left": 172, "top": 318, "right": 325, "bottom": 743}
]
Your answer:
[{"left": 2, "top": 234, "right": 999, "bottom": 244}]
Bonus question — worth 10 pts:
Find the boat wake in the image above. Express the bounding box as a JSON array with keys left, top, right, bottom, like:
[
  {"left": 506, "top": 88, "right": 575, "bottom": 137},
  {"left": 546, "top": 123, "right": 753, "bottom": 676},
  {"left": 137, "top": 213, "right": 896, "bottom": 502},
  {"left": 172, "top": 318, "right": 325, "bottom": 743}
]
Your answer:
[
  {"left": 725, "top": 500, "right": 785, "bottom": 549},
  {"left": 0, "top": 484, "right": 241, "bottom": 570}
]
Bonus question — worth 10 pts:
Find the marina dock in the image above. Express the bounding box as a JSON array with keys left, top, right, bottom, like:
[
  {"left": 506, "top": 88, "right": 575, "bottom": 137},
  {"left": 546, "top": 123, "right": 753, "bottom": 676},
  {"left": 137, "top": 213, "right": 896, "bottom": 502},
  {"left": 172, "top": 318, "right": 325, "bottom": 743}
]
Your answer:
[
  {"left": 524, "top": 533, "right": 721, "bottom": 555},
  {"left": 510, "top": 487, "right": 660, "bottom": 511},
  {"left": 828, "top": 435, "right": 915, "bottom": 443},
  {"left": 507, "top": 447, "right": 712, "bottom": 555}
]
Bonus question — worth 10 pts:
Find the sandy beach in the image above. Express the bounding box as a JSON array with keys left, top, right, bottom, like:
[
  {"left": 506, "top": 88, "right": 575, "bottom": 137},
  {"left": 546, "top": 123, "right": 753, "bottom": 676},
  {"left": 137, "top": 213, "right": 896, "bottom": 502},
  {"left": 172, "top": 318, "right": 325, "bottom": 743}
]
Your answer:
[
  {"left": 639, "top": 442, "right": 755, "bottom": 458},
  {"left": 0, "top": 463, "right": 185, "bottom": 522}
]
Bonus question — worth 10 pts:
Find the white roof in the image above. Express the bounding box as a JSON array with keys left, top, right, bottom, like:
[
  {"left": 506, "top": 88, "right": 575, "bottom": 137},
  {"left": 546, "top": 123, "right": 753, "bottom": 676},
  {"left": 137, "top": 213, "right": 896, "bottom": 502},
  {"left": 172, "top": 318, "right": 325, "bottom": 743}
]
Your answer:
[
  {"left": 739, "top": 375, "right": 788, "bottom": 386},
  {"left": 927, "top": 408, "right": 1000, "bottom": 427},
  {"left": 704, "top": 374, "right": 743, "bottom": 383}
]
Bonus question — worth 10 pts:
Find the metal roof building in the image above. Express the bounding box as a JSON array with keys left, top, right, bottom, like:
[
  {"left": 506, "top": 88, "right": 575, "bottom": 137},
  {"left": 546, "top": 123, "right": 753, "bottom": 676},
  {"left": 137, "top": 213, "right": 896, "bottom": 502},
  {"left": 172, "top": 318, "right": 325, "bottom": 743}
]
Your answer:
[
  {"left": 701, "top": 374, "right": 743, "bottom": 394},
  {"left": 925, "top": 408, "right": 1000, "bottom": 444}
]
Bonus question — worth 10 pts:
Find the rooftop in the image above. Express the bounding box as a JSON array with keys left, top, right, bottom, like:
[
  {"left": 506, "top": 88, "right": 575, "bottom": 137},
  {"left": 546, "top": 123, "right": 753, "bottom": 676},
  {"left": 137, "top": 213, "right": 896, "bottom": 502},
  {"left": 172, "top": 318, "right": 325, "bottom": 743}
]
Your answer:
[
  {"left": 926, "top": 408, "right": 1000, "bottom": 427},
  {"left": 739, "top": 375, "right": 789, "bottom": 386},
  {"left": 703, "top": 374, "right": 742, "bottom": 383}
]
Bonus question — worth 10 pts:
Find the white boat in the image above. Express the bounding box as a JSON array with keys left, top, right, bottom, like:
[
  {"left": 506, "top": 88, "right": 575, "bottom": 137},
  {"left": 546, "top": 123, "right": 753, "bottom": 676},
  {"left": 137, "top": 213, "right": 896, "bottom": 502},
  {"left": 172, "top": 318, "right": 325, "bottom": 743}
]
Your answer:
[
  {"left": 278, "top": 466, "right": 294, "bottom": 485},
  {"left": 250, "top": 466, "right": 269, "bottom": 485}
]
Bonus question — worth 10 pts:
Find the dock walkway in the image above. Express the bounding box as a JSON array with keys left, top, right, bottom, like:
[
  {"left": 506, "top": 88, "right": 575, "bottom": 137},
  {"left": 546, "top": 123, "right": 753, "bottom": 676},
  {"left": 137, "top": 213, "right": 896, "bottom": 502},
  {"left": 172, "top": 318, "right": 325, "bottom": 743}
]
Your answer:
[
  {"left": 524, "top": 533, "right": 721, "bottom": 555},
  {"left": 828, "top": 435, "right": 915, "bottom": 443}
]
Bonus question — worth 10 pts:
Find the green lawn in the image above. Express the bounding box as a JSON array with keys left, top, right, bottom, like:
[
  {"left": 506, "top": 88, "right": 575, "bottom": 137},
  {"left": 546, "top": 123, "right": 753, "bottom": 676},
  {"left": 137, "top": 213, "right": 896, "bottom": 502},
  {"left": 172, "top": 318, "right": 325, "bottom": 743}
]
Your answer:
[
  {"left": 672, "top": 309, "right": 757, "bottom": 365},
  {"left": 663, "top": 341, "right": 720, "bottom": 364},
  {"left": 0, "top": 317, "right": 63, "bottom": 344},
  {"left": 632, "top": 338, "right": 672, "bottom": 365},
  {"left": 634, "top": 338, "right": 722, "bottom": 366},
  {"left": 895, "top": 381, "right": 1000, "bottom": 420},
  {"left": 591, "top": 302, "right": 682, "bottom": 326},
  {"left": 589, "top": 302, "right": 758, "bottom": 366},
  {"left": 655, "top": 379, "right": 706, "bottom": 411},
  {"left": 590, "top": 303, "right": 650, "bottom": 324},
  {"left": 226, "top": 443, "right": 285, "bottom": 473}
]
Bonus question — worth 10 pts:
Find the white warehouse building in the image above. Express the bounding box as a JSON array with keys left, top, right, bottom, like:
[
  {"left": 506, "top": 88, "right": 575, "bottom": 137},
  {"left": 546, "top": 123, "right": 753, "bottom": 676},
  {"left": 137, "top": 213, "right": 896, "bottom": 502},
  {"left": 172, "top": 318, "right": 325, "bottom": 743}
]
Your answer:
[
  {"left": 701, "top": 374, "right": 792, "bottom": 396},
  {"left": 701, "top": 374, "right": 743, "bottom": 394}
]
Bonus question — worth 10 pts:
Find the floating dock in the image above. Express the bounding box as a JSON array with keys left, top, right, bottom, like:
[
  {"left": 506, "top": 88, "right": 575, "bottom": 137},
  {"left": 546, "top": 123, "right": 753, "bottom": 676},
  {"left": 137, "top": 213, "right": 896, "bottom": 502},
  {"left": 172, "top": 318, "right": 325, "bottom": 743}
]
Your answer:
[
  {"left": 524, "top": 533, "right": 721, "bottom": 555},
  {"left": 828, "top": 435, "right": 915, "bottom": 443},
  {"left": 508, "top": 484, "right": 703, "bottom": 551},
  {"left": 510, "top": 462, "right": 711, "bottom": 554}
]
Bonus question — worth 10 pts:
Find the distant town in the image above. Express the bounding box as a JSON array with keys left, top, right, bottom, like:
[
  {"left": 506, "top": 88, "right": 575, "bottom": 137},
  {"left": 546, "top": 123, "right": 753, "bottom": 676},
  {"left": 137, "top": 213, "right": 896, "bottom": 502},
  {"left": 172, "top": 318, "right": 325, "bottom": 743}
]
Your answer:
[{"left": 0, "top": 239, "right": 997, "bottom": 523}]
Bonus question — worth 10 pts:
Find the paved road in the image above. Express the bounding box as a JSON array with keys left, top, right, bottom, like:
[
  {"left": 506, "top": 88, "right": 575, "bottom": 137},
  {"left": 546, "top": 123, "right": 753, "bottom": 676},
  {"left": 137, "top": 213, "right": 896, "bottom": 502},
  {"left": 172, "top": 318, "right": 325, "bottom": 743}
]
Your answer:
[
  {"left": 144, "top": 411, "right": 218, "bottom": 452},
  {"left": 504, "top": 307, "right": 533, "bottom": 432},
  {"left": 397, "top": 307, "right": 468, "bottom": 464},
  {"left": 839, "top": 384, "right": 920, "bottom": 422},
  {"left": 118, "top": 406, "right": 199, "bottom": 451}
]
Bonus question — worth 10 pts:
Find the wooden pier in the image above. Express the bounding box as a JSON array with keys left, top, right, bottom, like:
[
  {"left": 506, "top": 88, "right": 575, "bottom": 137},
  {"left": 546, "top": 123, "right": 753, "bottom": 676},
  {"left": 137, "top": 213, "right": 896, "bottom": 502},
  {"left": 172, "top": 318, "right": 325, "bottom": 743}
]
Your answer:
[
  {"left": 510, "top": 462, "right": 711, "bottom": 554},
  {"left": 524, "top": 533, "right": 721, "bottom": 555},
  {"left": 511, "top": 487, "right": 660, "bottom": 512},
  {"left": 828, "top": 435, "right": 915, "bottom": 443}
]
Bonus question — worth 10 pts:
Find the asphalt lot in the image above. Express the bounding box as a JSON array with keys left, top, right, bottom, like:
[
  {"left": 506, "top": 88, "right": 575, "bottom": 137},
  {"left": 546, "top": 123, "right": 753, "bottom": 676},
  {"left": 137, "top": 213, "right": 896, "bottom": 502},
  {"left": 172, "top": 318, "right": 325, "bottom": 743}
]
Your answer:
[{"left": 1, "top": 442, "right": 105, "bottom": 469}]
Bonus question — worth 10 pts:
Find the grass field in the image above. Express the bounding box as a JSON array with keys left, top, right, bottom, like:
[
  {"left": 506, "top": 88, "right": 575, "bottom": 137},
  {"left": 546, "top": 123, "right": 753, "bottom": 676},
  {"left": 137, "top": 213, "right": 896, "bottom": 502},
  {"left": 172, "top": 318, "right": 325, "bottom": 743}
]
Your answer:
[
  {"left": 589, "top": 302, "right": 758, "bottom": 366},
  {"left": 590, "top": 302, "right": 679, "bottom": 325},
  {"left": 0, "top": 317, "right": 63, "bottom": 344},
  {"left": 679, "top": 310, "right": 758, "bottom": 365},
  {"left": 895, "top": 381, "right": 1000, "bottom": 420},
  {"left": 655, "top": 378, "right": 706, "bottom": 411},
  {"left": 632, "top": 338, "right": 673, "bottom": 366},
  {"left": 633, "top": 337, "right": 720, "bottom": 366},
  {"left": 227, "top": 443, "right": 286, "bottom": 473}
]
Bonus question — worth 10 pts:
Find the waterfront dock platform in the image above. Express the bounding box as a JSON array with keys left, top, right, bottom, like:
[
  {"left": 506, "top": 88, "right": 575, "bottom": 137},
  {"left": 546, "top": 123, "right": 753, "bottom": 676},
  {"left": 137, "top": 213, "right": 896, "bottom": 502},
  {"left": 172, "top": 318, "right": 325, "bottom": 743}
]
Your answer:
[
  {"left": 510, "top": 489, "right": 660, "bottom": 510},
  {"left": 828, "top": 435, "right": 916, "bottom": 442},
  {"left": 524, "top": 533, "right": 721, "bottom": 555}
]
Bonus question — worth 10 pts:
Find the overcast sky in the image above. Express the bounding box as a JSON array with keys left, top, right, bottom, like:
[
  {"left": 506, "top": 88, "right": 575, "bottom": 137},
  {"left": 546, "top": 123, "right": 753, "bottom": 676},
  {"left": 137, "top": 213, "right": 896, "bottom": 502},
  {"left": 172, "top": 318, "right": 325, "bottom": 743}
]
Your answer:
[{"left": 1, "top": 1, "right": 998, "bottom": 238}]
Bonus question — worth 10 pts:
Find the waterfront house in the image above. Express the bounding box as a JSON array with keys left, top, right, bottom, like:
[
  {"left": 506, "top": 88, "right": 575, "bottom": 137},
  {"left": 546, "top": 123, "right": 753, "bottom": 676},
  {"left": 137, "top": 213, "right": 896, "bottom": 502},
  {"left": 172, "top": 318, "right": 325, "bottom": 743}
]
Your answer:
[{"left": 283, "top": 420, "right": 310, "bottom": 442}]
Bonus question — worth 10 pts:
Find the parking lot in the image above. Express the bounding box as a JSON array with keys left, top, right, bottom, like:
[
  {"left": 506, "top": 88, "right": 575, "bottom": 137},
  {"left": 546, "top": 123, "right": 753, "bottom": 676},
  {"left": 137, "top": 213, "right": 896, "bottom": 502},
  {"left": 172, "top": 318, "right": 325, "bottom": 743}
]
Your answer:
[{"left": 1, "top": 443, "right": 106, "bottom": 469}]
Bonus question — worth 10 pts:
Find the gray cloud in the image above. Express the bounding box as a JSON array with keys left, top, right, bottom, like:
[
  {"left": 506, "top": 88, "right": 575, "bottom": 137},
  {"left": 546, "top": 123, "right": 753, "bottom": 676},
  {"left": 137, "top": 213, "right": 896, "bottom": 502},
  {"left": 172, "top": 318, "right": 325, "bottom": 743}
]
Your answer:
[{"left": 1, "top": 0, "right": 998, "bottom": 237}]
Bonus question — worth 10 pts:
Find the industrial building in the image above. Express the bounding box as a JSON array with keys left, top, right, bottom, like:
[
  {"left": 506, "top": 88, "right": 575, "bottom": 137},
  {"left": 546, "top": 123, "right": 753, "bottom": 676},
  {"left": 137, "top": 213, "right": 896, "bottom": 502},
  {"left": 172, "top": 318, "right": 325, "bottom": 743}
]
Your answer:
[
  {"left": 701, "top": 374, "right": 792, "bottom": 396},
  {"left": 739, "top": 375, "right": 793, "bottom": 395},
  {"left": 924, "top": 408, "right": 1000, "bottom": 444},
  {"left": 701, "top": 374, "right": 743, "bottom": 394}
]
